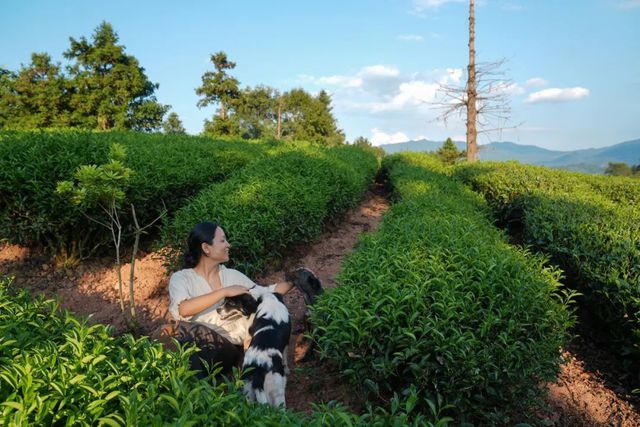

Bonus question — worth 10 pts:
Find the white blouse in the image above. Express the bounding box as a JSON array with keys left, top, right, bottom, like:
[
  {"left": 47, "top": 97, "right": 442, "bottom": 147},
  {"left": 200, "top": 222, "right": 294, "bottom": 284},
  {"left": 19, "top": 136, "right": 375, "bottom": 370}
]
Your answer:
[{"left": 168, "top": 265, "right": 276, "bottom": 345}]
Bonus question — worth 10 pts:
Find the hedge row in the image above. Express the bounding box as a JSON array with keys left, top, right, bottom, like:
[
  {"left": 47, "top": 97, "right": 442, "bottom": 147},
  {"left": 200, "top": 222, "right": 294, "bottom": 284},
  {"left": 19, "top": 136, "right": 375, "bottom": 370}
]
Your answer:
[
  {"left": 310, "top": 153, "right": 574, "bottom": 424},
  {"left": 452, "top": 161, "right": 640, "bottom": 218},
  {"left": 0, "top": 277, "right": 451, "bottom": 426},
  {"left": 161, "top": 145, "right": 379, "bottom": 276},
  {"left": 0, "top": 130, "right": 269, "bottom": 256},
  {"left": 454, "top": 161, "right": 640, "bottom": 368}
]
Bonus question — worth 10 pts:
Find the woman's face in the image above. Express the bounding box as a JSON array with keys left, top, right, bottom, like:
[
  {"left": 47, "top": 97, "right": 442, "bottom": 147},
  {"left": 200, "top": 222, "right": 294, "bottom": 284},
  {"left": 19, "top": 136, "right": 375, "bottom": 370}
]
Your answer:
[{"left": 202, "top": 226, "right": 231, "bottom": 263}]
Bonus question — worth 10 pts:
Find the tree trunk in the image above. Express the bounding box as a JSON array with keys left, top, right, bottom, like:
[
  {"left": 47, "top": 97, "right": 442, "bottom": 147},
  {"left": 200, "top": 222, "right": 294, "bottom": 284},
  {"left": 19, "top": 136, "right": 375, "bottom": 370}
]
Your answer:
[
  {"left": 466, "top": 0, "right": 478, "bottom": 162},
  {"left": 129, "top": 204, "right": 140, "bottom": 319},
  {"left": 98, "top": 115, "right": 110, "bottom": 131},
  {"left": 276, "top": 98, "right": 282, "bottom": 139},
  {"left": 220, "top": 103, "right": 226, "bottom": 120}
]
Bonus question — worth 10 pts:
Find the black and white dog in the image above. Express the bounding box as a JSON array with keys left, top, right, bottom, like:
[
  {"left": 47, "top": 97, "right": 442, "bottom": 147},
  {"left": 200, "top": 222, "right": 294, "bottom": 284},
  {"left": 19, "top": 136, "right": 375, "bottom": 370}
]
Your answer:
[
  {"left": 216, "top": 268, "right": 323, "bottom": 407},
  {"left": 217, "top": 285, "right": 291, "bottom": 407}
]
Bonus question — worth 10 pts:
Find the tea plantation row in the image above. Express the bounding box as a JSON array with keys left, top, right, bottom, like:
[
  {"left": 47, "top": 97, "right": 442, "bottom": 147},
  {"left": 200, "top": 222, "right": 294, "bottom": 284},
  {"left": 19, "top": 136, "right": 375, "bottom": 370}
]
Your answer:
[
  {"left": 0, "top": 278, "right": 450, "bottom": 426},
  {"left": 310, "top": 153, "right": 575, "bottom": 424},
  {"left": 453, "top": 161, "right": 640, "bottom": 371},
  {"left": 161, "top": 145, "right": 380, "bottom": 276},
  {"left": 0, "top": 130, "right": 270, "bottom": 257}
]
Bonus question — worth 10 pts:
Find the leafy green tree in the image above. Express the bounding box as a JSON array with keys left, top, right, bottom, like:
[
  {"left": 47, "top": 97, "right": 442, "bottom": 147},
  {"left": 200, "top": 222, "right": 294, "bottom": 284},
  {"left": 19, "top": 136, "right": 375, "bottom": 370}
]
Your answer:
[
  {"left": 202, "top": 116, "right": 240, "bottom": 137},
  {"left": 352, "top": 136, "right": 384, "bottom": 158},
  {"left": 605, "top": 162, "right": 633, "bottom": 177},
  {"left": 632, "top": 161, "right": 640, "bottom": 176},
  {"left": 316, "top": 90, "right": 345, "bottom": 146},
  {"left": 234, "top": 85, "right": 277, "bottom": 139},
  {"left": 196, "top": 51, "right": 240, "bottom": 135},
  {"left": 0, "top": 54, "right": 70, "bottom": 129},
  {"left": 281, "top": 88, "right": 344, "bottom": 145},
  {"left": 0, "top": 68, "right": 17, "bottom": 128},
  {"left": 64, "top": 21, "right": 168, "bottom": 131},
  {"left": 162, "top": 112, "right": 186, "bottom": 134},
  {"left": 353, "top": 136, "right": 372, "bottom": 147},
  {"left": 436, "top": 138, "right": 466, "bottom": 164}
]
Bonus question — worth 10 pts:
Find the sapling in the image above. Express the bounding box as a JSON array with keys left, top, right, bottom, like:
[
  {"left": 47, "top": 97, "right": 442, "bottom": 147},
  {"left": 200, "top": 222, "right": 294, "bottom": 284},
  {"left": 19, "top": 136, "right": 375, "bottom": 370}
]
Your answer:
[{"left": 57, "top": 143, "right": 165, "bottom": 324}]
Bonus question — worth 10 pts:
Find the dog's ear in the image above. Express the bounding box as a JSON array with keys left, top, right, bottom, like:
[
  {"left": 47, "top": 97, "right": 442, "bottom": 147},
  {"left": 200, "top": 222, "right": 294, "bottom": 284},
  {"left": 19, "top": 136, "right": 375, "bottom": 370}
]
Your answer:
[{"left": 240, "top": 293, "right": 259, "bottom": 315}]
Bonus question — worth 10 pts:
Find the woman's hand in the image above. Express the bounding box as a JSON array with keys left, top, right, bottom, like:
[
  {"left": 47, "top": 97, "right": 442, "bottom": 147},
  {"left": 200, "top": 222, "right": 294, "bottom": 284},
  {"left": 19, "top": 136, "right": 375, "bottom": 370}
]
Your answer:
[{"left": 224, "top": 285, "right": 251, "bottom": 298}]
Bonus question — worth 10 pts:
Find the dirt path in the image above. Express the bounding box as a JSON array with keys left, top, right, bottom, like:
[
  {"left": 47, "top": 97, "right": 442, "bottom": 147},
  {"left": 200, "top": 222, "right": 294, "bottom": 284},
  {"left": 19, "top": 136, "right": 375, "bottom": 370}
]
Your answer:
[{"left": 1, "top": 183, "right": 639, "bottom": 424}]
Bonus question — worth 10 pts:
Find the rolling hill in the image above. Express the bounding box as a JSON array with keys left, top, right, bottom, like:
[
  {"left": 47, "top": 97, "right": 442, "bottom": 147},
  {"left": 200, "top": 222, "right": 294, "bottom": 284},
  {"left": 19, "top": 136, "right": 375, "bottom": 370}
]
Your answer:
[{"left": 379, "top": 139, "right": 640, "bottom": 174}]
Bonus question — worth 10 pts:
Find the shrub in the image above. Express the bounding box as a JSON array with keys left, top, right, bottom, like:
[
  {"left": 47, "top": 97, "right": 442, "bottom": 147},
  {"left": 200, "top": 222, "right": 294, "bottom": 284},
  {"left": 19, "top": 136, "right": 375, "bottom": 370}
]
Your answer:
[
  {"left": 453, "top": 161, "right": 640, "bottom": 221},
  {"left": 454, "top": 161, "right": 640, "bottom": 370},
  {"left": 0, "top": 277, "right": 450, "bottom": 426},
  {"left": 520, "top": 191, "right": 640, "bottom": 366},
  {"left": 0, "top": 130, "right": 267, "bottom": 256},
  {"left": 161, "top": 145, "right": 379, "bottom": 276},
  {"left": 310, "top": 153, "right": 574, "bottom": 424}
]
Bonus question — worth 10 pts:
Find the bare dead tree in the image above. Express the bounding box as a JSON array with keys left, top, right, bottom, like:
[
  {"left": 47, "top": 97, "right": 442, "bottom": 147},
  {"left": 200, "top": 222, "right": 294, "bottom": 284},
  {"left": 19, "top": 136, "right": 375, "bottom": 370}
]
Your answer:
[
  {"left": 467, "top": 0, "right": 477, "bottom": 161},
  {"left": 433, "top": 0, "right": 515, "bottom": 162}
]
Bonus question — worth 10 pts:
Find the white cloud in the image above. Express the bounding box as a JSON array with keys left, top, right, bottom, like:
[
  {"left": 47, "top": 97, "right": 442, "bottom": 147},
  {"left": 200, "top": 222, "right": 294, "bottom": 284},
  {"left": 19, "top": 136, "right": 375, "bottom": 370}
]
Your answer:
[
  {"left": 525, "top": 87, "right": 590, "bottom": 104},
  {"left": 306, "top": 65, "right": 467, "bottom": 115},
  {"left": 413, "top": 0, "right": 465, "bottom": 11},
  {"left": 397, "top": 34, "right": 424, "bottom": 42},
  {"left": 344, "top": 79, "right": 452, "bottom": 113},
  {"left": 439, "top": 68, "right": 463, "bottom": 84},
  {"left": 318, "top": 75, "right": 363, "bottom": 88},
  {"left": 299, "top": 73, "right": 362, "bottom": 89},
  {"left": 618, "top": 0, "right": 640, "bottom": 9},
  {"left": 382, "top": 80, "right": 440, "bottom": 111},
  {"left": 500, "top": 82, "right": 526, "bottom": 96},
  {"left": 299, "top": 64, "right": 402, "bottom": 94},
  {"left": 359, "top": 65, "right": 400, "bottom": 78},
  {"left": 525, "top": 77, "right": 547, "bottom": 88},
  {"left": 370, "top": 128, "right": 410, "bottom": 146}
]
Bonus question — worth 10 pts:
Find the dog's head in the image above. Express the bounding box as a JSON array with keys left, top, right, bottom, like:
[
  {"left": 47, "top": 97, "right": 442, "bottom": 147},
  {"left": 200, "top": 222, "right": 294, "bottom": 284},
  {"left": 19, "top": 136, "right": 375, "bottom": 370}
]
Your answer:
[
  {"left": 216, "top": 292, "right": 260, "bottom": 320},
  {"left": 285, "top": 267, "right": 323, "bottom": 305}
]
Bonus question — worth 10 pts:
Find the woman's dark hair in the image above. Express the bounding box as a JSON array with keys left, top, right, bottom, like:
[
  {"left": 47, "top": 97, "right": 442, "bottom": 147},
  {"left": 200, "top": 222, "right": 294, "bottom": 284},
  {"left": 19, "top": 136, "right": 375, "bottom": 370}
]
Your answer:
[{"left": 183, "top": 221, "right": 219, "bottom": 268}]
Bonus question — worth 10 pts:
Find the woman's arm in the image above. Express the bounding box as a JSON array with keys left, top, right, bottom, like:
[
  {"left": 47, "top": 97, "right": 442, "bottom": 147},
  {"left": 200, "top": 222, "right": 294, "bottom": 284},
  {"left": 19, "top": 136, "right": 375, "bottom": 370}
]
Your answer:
[{"left": 178, "top": 285, "right": 249, "bottom": 317}]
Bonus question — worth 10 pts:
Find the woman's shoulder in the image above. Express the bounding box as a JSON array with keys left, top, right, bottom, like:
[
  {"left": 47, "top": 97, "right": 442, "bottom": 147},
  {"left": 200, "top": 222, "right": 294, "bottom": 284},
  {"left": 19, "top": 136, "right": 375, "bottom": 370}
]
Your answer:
[
  {"left": 219, "top": 265, "right": 255, "bottom": 288},
  {"left": 169, "top": 268, "right": 196, "bottom": 284},
  {"left": 219, "top": 264, "right": 242, "bottom": 278}
]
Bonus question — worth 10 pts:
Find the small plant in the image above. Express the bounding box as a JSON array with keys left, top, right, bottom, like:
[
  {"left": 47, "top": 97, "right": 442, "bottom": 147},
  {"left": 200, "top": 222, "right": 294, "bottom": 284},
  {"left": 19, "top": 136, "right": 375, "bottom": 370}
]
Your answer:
[{"left": 57, "top": 143, "right": 165, "bottom": 323}]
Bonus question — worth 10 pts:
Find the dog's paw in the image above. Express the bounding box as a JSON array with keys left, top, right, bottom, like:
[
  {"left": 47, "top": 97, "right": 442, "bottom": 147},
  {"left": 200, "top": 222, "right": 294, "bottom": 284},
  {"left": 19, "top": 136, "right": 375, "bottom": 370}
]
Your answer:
[{"left": 285, "top": 267, "right": 323, "bottom": 305}]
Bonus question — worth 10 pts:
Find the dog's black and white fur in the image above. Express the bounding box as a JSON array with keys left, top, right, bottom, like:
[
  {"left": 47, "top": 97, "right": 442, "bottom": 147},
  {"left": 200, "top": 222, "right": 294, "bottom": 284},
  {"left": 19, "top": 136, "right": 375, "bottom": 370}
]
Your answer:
[{"left": 217, "top": 285, "right": 291, "bottom": 407}]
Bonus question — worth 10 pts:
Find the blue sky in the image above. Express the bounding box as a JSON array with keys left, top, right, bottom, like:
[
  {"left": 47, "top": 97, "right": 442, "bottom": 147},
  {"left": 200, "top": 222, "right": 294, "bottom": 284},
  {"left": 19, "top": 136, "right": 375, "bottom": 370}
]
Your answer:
[{"left": 1, "top": 0, "right": 639, "bottom": 150}]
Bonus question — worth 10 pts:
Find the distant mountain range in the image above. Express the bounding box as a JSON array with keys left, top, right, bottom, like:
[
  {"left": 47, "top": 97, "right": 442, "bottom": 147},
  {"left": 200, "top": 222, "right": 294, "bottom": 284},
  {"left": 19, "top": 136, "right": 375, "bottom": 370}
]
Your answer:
[{"left": 379, "top": 139, "right": 640, "bottom": 174}]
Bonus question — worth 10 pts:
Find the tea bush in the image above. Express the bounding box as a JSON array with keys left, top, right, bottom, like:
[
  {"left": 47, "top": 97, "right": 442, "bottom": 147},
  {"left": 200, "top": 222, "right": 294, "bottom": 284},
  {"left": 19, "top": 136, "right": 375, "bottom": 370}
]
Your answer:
[
  {"left": 454, "top": 161, "right": 640, "bottom": 368},
  {"left": 518, "top": 191, "right": 639, "bottom": 366},
  {"left": 161, "top": 145, "right": 379, "bottom": 276},
  {"left": 310, "top": 153, "right": 574, "bottom": 424},
  {"left": 0, "top": 277, "right": 451, "bottom": 426},
  {"left": 0, "top": 130, "right": 268, "bottom": 256},
  {"left": 453, "top": 161, "right": 640, "bottom": 221}
]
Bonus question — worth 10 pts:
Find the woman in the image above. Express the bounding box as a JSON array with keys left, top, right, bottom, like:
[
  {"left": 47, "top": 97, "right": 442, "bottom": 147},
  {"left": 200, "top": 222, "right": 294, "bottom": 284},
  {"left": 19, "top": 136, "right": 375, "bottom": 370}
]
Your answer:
[{"left": 168, "top": 221, "right": 294, "bottom": 377}]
